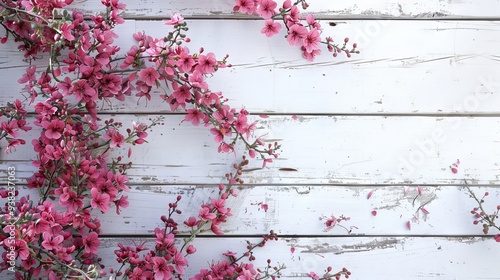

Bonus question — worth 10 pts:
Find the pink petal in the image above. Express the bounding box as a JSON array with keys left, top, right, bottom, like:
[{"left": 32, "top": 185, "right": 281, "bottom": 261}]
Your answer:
[
  {"left": 421, "top": 207, "right": 430, "bottom": 214},
  {"left": 404, "top": 187, "right": 410, "bottom": 196},
  {"left": 417, "top": 185, "right": 422, "bottom": 195},
  {"left": 367, "top": 190, "right": 373, "bottom": 200},
  {"left": 407, "top": 220, "right": 411, "bottom": 230},
  {"left": 261, "top": 203, "right": 269, "bottom": 212},
  {"left": 494, "top": 234, "right": 500, "bottom": 242},
  {"left": 259, "top": 114, "right": 269, "bottom": 118}
]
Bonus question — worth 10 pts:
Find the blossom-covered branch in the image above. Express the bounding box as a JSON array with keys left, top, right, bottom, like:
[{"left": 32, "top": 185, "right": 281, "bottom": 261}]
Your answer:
[{"left": 234, "top": 0, "right": 359, "bottom": 61}]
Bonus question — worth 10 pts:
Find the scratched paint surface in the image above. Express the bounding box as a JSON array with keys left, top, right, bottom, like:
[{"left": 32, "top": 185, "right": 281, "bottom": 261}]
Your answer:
[
  {"left": 67, "top": 0, "right": 500, "bottom": 18},
  {"left": 1, "top": 1, "right": 500, "bottom": 279}
]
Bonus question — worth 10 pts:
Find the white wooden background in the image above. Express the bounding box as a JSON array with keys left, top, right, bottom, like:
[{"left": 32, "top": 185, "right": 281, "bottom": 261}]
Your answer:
[{"left": 2, "top": 0, "right": 500, "bottom": 279}]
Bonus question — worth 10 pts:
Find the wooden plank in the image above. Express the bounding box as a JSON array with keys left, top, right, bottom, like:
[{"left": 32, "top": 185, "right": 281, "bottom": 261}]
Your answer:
[
  {"left": 57, "top": 185, "right": 500, "bottom": 236},
  {"left": 1, "top": 20, "right": 499, "bottom": 114},
  {"left": 66, "top": 0, "right": 500, "bottom": 19},
  {"left": 2, "top": 115, "right": 500, "bottom": 185},
  {"left": 93, "top": 237, "right": 500, "bottom": 279}
]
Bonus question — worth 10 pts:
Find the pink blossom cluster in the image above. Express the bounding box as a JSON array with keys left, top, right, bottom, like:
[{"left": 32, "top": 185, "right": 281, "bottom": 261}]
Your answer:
[
  {"left": 306, "top": 267, "right": 351, "bottom": 280},
  {"left": 108, "top": 160, "right": 286, "bottom": 280},
  {"left": 233, "top": 0, "right": 359, "bottom": 60},
  {"left": 0, "top": 0, "right": 350, "bottom": 279},
  {"left": 0, "top": 99, "right": 32, "bottom": 152},
  {"left": 466, "top": 187, "right": 500, "bottom": 241},
  {"left": 124, "top": 20, "right": 280, "bottom": 165},
  {"left": 192, "top": 230, "right": 283, "bottom": 280},
  {"left": 0, "top": 196, "right": 106, "bottom": 278}
]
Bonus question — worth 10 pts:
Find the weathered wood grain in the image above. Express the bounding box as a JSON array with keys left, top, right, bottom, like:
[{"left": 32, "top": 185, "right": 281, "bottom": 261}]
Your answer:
[
  {"left": 2, "top": 20, "right": 499, "bottom": 114},
  {"left": 2, "top": 115, "right": 500, "bottom": 185},
  {"left": 66, "top": 0, "right": 500, "bottom": 19},
  {"left": 77, "top": 185, "right": 500, "bottom": 236},
  {"left": 92, "top": 237, "right": 500, "bottom": 279}
]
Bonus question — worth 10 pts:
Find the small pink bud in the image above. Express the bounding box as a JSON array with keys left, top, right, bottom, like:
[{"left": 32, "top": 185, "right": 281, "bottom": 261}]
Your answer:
[
  {"left": 261, "top": 203, "right": 269, "bottom": 212},
  {"left": 249, "top": 150, "right": 256, "bottom": 158},
  {"left": 367, "top": 190, "right": 373, "bottom": 199},
  {"left": 344, "top": 37, "right": 349, "bottom": 43},
  {"left": 186, "top": 245, "right": 197, "bottom": 254},
  {"left": 290, "top": 247, "right": 295, "bottom": 254},
  {"left": 371, "top": 210, "right": 377, "bottom": 216}
]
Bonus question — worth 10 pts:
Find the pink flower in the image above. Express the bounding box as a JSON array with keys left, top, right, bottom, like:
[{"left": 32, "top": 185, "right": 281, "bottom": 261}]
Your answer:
[
  {"left": 257, "top": 0, "right": 277, "bottom": 19},
  {"left": 103, "top": 127, "right": 125, "bottom": 148},
  {"left": 188, "top": 70, "right": 208, "bottom": 90},
  {"left": 185, "top": 109, "right": 203, "bottom": 126},
  {"left": 495, "top": 234, "right": 500, "bottom": 242},
  {"left": 60, "top": 22, "right": 75, "bottom": 41},
  {"left": 41, "top": 232, "right": 64, "bottom": 251},
  {"left": 287, "top": 24, "right": 308, "bottom": 46},
  {"left": 302, "top": 48, "right": 321, "bottom": 61},
  {"left": 261, "top": 19, "right": 282, "bottom": 37},
  {"left": 15, "top": 239, "right": 30, "bottom": 260},
  {"left": 164, "top": 13, "right": 184, "bottom": 25},
  {"left": 177, "top": 52, "right": 195, "bottom": 73},
  {"left": 213, "top": 105, "right": 235, "bottom": 124},
  {"left": 41, "top": 119, "right": 65, "bottom": 140},
  {"left": 17, "top": 65, "right": 36, "bottom": 84},
  {"left": 114, "top": 195, "right": 129, "bottom": 215},
  {"left": 83, "top": 232, "right": 101, "bottom": 254},
  {"left": 199, "top": 206, "right": 216, "bottom": 221},
  {"left": 184, "top": 216, "right": 200, "bottom": 227},
  {"left": 138, "top": 67, "right": 160, "bottom": 87},
  {"left": 152, "top": 257, "right": 172, "bottom": 280},
  {"left": 59, "top": 187, "right": 84, "bottom": 213},
  {"left": 1, "top": 120, "right": 19, "bottom": 137},
  {"left": 211, "top": 198, "right": 228, "bottom": 214},
  {"left": 172, "top": 83, "right": 191, "bottom": 103},
  {"left": 196, "top": 53, "right": 216, "bottom": 74},
  {"left": 173, "top": 250, "right": 188, "bottom": 274},
  {"left": 211, "top": 221, "right": 224, "bottom": 235},
  {"left": 324, "top": 215, "right": 337, "bottom": 232},
  {"left": 306, "top": 272, "right": 320, "bottom": 280},
  {"left": 73, "top": 79, "right": 97, "bottom": 102},
  {"left": 303, "top": 28, "right": 321, "bottom": 53},
  {"left": 57, "top": 77, "right": 73, "bottom": 96},
  {"left": 90, "top": 187, "right": 110, "bottom": 213},
  {"left": 233, "top": 0, "right": 255, "bottom": 14}
]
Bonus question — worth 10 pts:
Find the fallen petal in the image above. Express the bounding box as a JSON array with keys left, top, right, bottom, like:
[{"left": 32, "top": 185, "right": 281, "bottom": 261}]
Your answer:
[{"left": 367, "top": 190, "right": 373, "bottom": 200}]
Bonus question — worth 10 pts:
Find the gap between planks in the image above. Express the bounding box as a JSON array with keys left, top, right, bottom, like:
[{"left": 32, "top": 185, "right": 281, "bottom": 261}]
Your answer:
[
  {"left": 96, "top": 234, "right": 497, "bottom": 239},
  {"left": 20, "top": 112, "right": 500, "bottom": 117}
]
